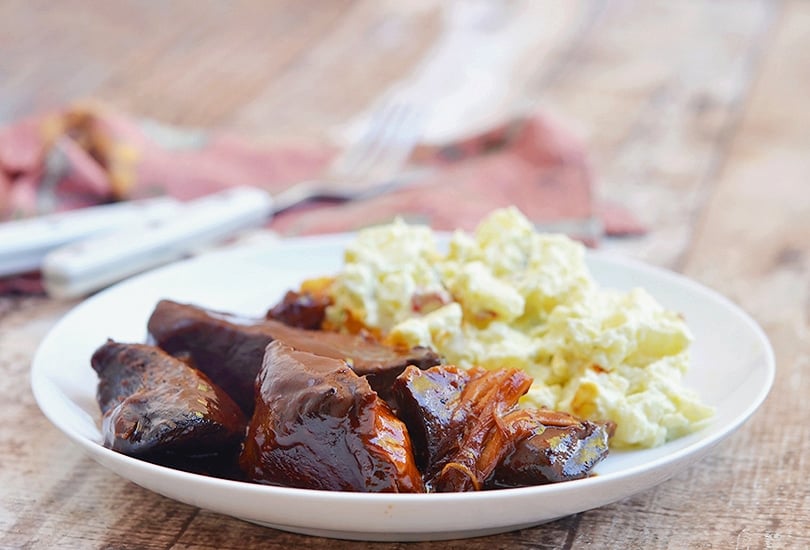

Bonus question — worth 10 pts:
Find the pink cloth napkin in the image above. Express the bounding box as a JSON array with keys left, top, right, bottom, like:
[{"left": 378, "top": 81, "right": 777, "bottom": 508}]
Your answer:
[{"left": 0, "top": 102, "right": 644, "bottom": 294}]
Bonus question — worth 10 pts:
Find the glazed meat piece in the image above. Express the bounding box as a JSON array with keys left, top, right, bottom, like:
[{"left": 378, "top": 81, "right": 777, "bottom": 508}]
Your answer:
[
  {"left": 147, "top": 300, "right": 279, "bottom": 415},
  {"left": 147, "top": 299, "right": 442, "bottom": 414},
  {"left": 488, "top": 409, "right": 613, "bottom": 487},
  {"left": 91, "top": 341, "right": 247, "bottom": 475},
  {"left": 266, "top": 290, "right": 331, "bottom": 330},
  {"left": 239, "top": 341, "right": 424, "bottom": 493},
  {"left": 429, "top": 367, "right": 532, "bottom": 492},
  {"left": 393, "top": 365, "right": 532, "bottom": 491},
  {"left": 389, "top": 365, "right": 470, "bottom": 473},
  {"left": 392, "top": 364, "right": 612, "bottom": 491}
]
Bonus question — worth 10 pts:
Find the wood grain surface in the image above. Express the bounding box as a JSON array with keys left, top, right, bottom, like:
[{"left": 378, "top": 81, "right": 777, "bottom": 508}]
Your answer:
[{"left": 2, "top": 1, "right": 808, "bottom": 548}]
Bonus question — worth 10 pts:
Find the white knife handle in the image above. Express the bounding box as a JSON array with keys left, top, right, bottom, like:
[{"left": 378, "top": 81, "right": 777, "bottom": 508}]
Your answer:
[
  {"left": 0, "top": 197, "right": 180, "bottom": 277},
  {"left": 42, "top": 186, "right": 274, "bottom": 299}
]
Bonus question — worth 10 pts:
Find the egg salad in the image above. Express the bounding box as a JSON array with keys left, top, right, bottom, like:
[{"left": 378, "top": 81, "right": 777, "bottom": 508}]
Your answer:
[{"left": 325, "top": 207, "right": 714, "bottom": 448}]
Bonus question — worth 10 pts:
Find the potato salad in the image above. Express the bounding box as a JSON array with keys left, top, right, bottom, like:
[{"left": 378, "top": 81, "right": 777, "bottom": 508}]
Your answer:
[{"left": 325, "top": 208, "right": 713, "bottom": 448}]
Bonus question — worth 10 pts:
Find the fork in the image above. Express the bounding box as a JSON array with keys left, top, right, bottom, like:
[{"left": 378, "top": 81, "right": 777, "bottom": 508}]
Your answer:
[
  {"left": 271, "top": 99, "right": 425, "bottom": 213},
  {"left": 38, "top": 99, "right": 426, "bottom": 298}
]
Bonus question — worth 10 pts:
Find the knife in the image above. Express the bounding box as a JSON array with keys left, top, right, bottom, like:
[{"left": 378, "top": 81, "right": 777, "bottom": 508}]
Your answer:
[
  {"left": 41, "top": 186, "right": 274, "bottom": 299},
  {"left": 0, "top": 196, "right": 179, "bottom": 278}
]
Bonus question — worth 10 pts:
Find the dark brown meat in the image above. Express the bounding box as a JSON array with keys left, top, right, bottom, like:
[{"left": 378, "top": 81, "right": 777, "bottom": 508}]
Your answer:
[
  {"left": 239, "top": 341, "right": 424, "bottom": 493},
  {"left": 91, "top": 341, "right": 247, "bottom": 476},
  {"left": 392, "top": 364, "right": 612, "bottom": 491},
  {"left": 429, "top": 367, "right": 533, "bottom": 492},
  {"left": 487, "top": 409, "right": 613, "bottom": 487},
  {"left": 390, "top": 364, "right": 471, "bottom": 473},
  {"left": 265, "top": 290, "right": 331, "bottom": 330},
  {"left": 147, "top": 299, "right": 442, "bottom": 414},
  {"left": 393, "top": 364, "right": 532, "bottom": 491}
]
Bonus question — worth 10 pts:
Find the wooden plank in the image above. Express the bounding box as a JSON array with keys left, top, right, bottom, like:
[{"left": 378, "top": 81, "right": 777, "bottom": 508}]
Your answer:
[
  {"left": 0, "top": 0, "right": 126, "bottom": 120},
  {"left": 0, "top": 0, "right": 354, "bottom": 127},
  {"left": 572, "top": 1, "right": 810, "bottom": 547},
  {"left": 93, "top": 0, "right": 357, "bottom": 127},
  {"left": 680, "top": 0, "right": 810, "bottom": 543},
  {"left": 534, "top": 0, "right": 779, "bottom": 268},
  {"left": 232, "top": 0, "right": 597, "bottom": 141},
  {"left": 230, "top": 0, "right": 444, "bottom": 140}
]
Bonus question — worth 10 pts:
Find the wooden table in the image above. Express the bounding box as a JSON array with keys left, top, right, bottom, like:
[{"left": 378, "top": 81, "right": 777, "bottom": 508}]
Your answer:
[{"left": 2, "top": 1, "right": 808, "bottom": 548}]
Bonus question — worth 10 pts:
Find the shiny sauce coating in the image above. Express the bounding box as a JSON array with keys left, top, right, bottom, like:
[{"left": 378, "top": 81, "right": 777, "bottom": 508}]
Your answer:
[{"left": 239, "top": 341, "right": 424, "bottom": 493}]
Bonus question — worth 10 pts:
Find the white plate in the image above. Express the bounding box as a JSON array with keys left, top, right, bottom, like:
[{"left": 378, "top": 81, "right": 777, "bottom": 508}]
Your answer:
[{"left": 31, "top": 234, "right": 774, "bottom": 541}]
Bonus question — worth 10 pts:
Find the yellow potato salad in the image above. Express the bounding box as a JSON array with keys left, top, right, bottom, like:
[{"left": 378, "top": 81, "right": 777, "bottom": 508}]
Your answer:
[{"left": 325, "top": 207, "right": 714, "bottom": 448}]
